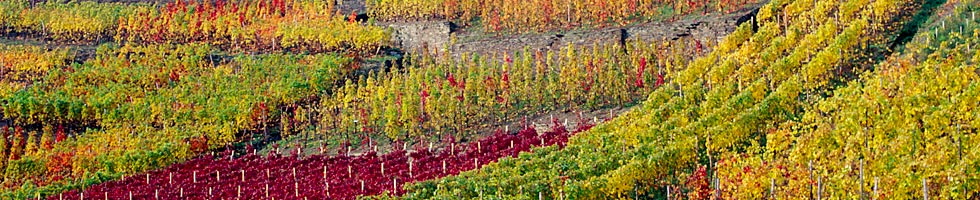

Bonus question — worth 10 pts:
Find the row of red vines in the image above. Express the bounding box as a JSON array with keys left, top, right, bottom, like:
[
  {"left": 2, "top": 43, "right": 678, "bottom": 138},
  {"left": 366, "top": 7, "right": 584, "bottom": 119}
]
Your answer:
[{"left": 52, "top": 116, "right": 602, "bottom": 199}]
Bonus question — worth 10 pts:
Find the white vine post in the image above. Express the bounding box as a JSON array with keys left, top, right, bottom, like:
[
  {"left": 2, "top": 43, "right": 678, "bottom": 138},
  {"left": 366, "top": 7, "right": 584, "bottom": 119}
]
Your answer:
[
  {"left": 817, "top": 176, "right": 822, "bottom": 200},
  {"left": 714, "top": 170, "right": 721, "bottom": 198},
  {"left": 770, "top": 178, "right": 775, "bottom": 199},
  {"left": 923, "top": 178, "right": 928, "bottom": 200},
  {"left": 873, "top": 177, "right": 879, "bottom": 200},
  {"left": 860, "top": 160, "right": 864, "bottom": 199}
]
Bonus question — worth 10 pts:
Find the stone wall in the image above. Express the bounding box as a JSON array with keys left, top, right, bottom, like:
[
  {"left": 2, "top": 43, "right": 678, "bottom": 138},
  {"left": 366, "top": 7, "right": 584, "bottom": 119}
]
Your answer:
[{"left": 383, "top": 6, "right": 760, "bottom": 57}]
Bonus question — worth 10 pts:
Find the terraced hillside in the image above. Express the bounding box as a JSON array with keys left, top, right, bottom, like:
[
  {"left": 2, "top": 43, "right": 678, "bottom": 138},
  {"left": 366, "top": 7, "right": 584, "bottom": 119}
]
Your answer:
[
  {"left": 2, "top": 0, "right": 976, "bottom": 199},
  {"left": 0, "top": 0, "right": 747, "bottom": 198}
]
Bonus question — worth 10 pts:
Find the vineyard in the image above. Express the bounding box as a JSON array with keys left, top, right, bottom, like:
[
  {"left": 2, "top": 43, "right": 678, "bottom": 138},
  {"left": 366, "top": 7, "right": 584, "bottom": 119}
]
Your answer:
[
  {"left": 399, "top": 0, "right": 977, "bottom": 198},
  {"left": 0, "top": 0, "right": 389, "bottom": 53},
  {"left": 0, "top": 43, "right": 358, "bottom": 197},
  {"left": 315, "top": 38, "right": 703, "bottom": 142},
  {"left": 54, "top": 119, "right": 591, "bottom": 199},
  {"left": 0, "top": 0, "right": 977, "bottom": 199}
]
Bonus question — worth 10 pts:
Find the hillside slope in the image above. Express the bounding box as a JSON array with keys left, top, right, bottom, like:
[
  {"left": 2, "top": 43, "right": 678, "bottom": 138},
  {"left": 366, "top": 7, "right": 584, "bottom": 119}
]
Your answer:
[{"left": 399, "top": 0, "right": 936, "bottom": 198}]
